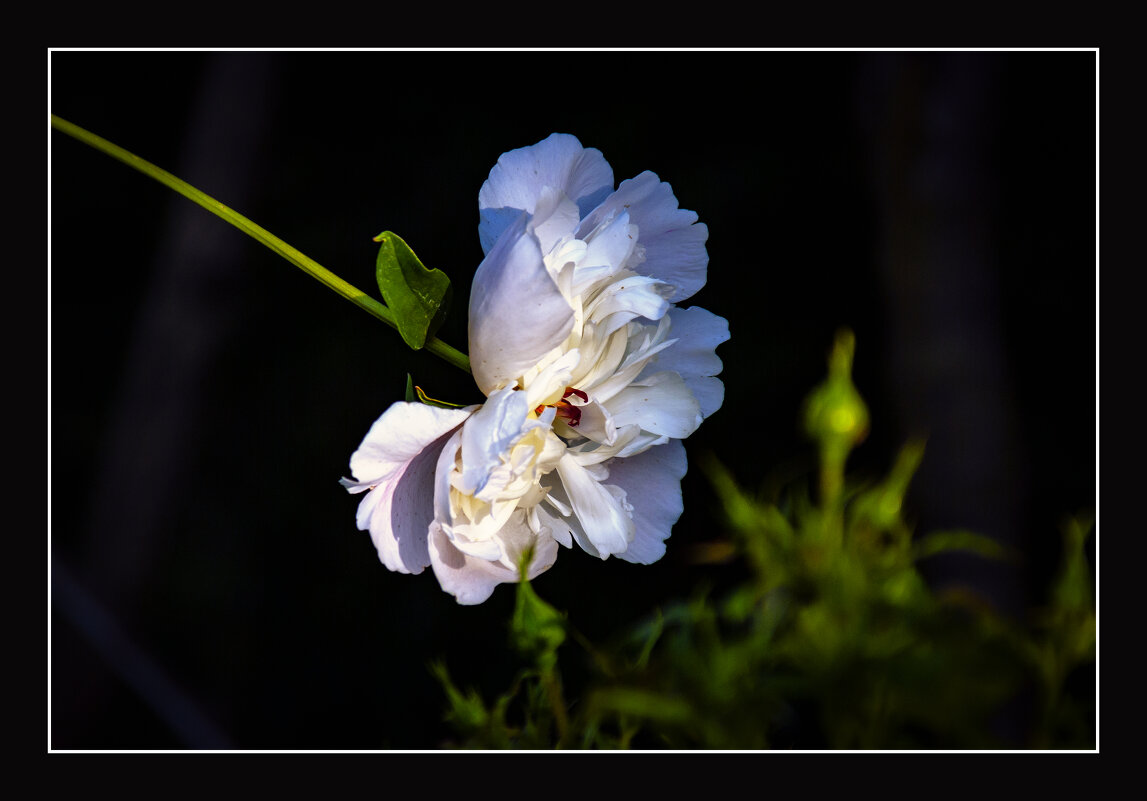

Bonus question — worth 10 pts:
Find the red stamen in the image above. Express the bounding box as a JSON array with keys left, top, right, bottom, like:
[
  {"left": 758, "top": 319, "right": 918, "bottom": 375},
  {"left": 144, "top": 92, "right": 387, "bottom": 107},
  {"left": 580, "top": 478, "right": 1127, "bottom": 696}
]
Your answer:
[
  {"left": 555, "top": 401, "right": 582, "bottom": 427},
  {"left": 535, "top": 387, "right": 588, "bottom": 427}
]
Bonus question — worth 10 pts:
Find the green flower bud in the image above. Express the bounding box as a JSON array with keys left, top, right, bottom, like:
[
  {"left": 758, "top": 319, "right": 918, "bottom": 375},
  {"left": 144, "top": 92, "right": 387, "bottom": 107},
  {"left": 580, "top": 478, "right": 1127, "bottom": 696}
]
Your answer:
[{"left": 803, "top": 329, "right": 870, "bottom": 452}]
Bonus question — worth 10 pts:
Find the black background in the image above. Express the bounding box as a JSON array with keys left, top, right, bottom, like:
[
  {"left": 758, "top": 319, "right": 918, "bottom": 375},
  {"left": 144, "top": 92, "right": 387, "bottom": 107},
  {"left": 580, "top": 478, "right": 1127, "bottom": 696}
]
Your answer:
[{"left": 49, "top": 50, "right": 1095, "bottom": 749}]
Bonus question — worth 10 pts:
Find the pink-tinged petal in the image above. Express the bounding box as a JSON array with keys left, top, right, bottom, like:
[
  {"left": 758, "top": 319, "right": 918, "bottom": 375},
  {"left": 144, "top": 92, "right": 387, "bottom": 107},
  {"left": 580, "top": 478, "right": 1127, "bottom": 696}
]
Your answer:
[
  {"left": 468, "top": 213, "right": 576, "bottom": 395},
  {"left": 340, "top": 402, "right": 473, "bottom": 574},
  {"left": 606, "top": 439, "right": 688, "bottom": 565},
  {"left": 578, "top": 172, "right": 709, "bottom": 302},
  {"left": 428, "top": 514, "right": 559, "bottom": 605},
  {"left": 358, "top": 438, "right": 445, "bottom": 574},
  {"left": 478, "top": 133, "right": 614, "bottom": 254},
  {"left": 648, "top": 306, "right": 730, "bottom": 419},
  {"left": 344, "top": 402, "right": 473, "bottom": 485}
]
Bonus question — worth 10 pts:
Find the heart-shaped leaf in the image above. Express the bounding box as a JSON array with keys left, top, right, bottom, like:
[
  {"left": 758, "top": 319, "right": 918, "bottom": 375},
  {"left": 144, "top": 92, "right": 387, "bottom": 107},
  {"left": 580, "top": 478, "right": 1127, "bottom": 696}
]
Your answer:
[{"left": 374, "top": 231, "right": 452, "bottom": 350}]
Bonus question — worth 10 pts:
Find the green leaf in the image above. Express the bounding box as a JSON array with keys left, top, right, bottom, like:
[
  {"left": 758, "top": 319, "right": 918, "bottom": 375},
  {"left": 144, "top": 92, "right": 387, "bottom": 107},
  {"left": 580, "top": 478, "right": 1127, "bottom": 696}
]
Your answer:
[
  {"left": 429, "top": 661, "right": 489, "bottom": 731},
  {"left": 374, "top": 231, "right": 452, "bottom": 350}
]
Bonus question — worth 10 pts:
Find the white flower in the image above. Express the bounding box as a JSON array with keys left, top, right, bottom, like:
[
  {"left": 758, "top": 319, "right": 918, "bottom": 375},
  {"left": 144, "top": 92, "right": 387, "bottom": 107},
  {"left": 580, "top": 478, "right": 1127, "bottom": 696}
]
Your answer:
[{"left": 342, "top": 134, "right": 729, "bottom": 604}]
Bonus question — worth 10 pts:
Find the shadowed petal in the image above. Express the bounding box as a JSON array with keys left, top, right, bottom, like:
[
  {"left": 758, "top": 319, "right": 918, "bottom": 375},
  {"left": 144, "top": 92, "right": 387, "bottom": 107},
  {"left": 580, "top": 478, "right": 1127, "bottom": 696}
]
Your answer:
[
  {"left": 607, "top": 439, "right": 688, "bottom": 565},
  {"left": 469, "top": 213, "right": 576, "bottom": 395},
  {"left": 647, "top": 306, "right": 730, "bottom": 419},
  {"left": 340, "top": 403, "right": 473, "bottom": 573},
  {"left": 479, "top": 133, "right": 614, "bottom": 254},
  {"left": 578, "top": 172, "right": 709, "bottom": 302}
]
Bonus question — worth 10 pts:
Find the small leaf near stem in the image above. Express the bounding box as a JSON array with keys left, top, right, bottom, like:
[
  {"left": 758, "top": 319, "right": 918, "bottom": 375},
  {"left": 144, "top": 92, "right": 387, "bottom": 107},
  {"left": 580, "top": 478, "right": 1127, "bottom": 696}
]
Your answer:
[{"left": 374, "top": 231, "right": 452, "bottom": 350}]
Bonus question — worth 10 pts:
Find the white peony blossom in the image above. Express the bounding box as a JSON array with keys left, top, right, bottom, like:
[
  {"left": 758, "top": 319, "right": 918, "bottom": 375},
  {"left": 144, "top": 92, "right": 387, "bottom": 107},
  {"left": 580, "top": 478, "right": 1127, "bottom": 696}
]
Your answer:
[{"left": 342, "top": 134, "right": 729, "bottom": 604}]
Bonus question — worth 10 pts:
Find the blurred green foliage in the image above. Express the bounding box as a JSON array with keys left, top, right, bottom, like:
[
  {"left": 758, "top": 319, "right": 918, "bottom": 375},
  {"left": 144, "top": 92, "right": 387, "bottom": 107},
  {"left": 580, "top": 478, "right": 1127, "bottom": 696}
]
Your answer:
[{"left": 434, "top": 331, "right": 1095, "bottom": 750}]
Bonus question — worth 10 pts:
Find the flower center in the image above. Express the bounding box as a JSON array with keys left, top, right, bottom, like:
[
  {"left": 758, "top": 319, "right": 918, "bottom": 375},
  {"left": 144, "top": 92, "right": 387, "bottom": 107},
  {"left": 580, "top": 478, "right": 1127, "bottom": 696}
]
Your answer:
[{"left": 536, "top": 387, "right": 588, "bottom": 427}]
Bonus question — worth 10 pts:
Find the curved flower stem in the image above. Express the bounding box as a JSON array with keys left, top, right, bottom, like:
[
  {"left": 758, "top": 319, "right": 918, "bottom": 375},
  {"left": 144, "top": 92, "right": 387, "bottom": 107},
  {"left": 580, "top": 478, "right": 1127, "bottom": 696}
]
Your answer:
[{"left": 51, "top": 114, "right": 472, "bottom": 375}]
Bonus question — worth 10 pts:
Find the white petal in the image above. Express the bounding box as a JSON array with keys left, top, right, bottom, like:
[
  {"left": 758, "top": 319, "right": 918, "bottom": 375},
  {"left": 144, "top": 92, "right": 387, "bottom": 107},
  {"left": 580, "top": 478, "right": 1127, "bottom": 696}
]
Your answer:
[
  {"left": 528, "top": 186, "right": 581, "bottom": 258},
  {"left": 458, "top": 387, "right": 531, "bottom": 496},
  {"left": 611, "top": 430, "right": 670, "bottom": 460},
  {"left": 578, "top": 172, "right": 708, "bottom": 302},
  {"left": 431, "top": 427, "right": 511, "bottom": 553},
  {"left": 494, "top": 508, "right": 560, "bottom": 574},
  {"left": 606, "top": 371, "right": 703, "bottom": 440},
  {"left": 606, "top": 439, "right": 688, "bottom": 565},
  {"left": 431, "top": 428, "right": 463, "bottom": 528},
  {"left": 478, "top": 133, "right": 614, "bottom": 254},
  {"left": 570, "top": 321, "right": 629, "bottom": 394},
  {"left": 567, "top": 425, "right": 670, "bottom": 465},
  {"left": 585, "top": 275, "right": 673, "bottom": 337},
  {"left": 522, "top": 348, "right": 581, "bottom": 410},
  {"left": 340, "top": 402, "right": 472, "bottom": 574},
  {"left": 563, "top": 397, "right": 616, "bottom": 447},
  {"left": 575, "top": 209, "right": 638, "bottom": 290},
  {"left": 538, "top": 476, "right": 600, "bottom": 557},
  {"left": 582, "top": 317, "right": 676, "bottom": 403},
  {"left": 646, "top": 306, "right": 730, "bottom": 419},
  {"left": 532, "top": 501, "right": 573, "bottom": 549},
  {"left": 555, "top": 452, "right": 635, "bottom": 557},
  {"left": 428, "top": 514, "right": 559, "bottom": 605},
  {"left": 468, "top": 213, "right": 576, "bottom": 395},
  {"left": 683, "top": 376, "right": 725, "bottom": 423},
  {"left": 427, "top": 521, "right": 512, "bottom": 605}
]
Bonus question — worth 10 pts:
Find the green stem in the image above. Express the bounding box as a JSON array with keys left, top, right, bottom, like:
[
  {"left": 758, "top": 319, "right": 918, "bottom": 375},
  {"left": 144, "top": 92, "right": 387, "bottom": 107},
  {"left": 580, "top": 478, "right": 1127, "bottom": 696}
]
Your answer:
[
  {"left": 51, "top": 114, "right": 471, "bottom": 375},
  {"left": 542, "top": 668, "right": 571, "bottom": 749}
]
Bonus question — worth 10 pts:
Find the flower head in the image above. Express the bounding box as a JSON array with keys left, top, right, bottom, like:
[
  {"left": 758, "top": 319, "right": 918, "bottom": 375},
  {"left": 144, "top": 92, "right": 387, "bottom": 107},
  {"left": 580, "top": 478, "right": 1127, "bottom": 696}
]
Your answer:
[{"left": 342, "top": 134, "right": 729, "bottom": 604}]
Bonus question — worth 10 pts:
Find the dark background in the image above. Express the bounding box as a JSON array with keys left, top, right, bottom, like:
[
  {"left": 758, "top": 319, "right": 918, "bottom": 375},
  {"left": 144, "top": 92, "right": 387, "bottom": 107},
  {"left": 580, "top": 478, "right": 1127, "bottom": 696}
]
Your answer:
[{"left": 49, "top": 51, "right": 1095, "bottom": 749}]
